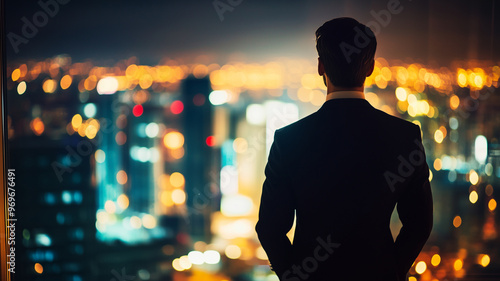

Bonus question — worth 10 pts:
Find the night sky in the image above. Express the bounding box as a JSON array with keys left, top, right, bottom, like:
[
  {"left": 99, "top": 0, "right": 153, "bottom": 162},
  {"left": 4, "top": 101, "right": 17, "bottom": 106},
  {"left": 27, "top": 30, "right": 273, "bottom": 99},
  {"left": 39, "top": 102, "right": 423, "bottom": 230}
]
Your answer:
[{"left": 5, "top": 0, "right": 500, "bottom": 65}]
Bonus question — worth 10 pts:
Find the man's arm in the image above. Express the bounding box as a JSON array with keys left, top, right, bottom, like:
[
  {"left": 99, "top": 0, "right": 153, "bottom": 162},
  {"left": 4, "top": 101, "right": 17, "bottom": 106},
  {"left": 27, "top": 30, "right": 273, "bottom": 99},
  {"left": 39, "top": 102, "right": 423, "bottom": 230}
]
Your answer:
[
  {"left": 255, "top": 131, "right": 295, "bottom": 279},
  {"left": 394, "top": 126, "right": 433, "bottom": 280}
]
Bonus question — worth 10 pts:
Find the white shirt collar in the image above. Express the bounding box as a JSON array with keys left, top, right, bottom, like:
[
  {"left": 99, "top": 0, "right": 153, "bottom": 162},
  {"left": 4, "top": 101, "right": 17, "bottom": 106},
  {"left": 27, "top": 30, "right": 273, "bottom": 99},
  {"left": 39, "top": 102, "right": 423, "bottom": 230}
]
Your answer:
[{"left": 325, "top": 91, "right": 365, "bottom": 101}]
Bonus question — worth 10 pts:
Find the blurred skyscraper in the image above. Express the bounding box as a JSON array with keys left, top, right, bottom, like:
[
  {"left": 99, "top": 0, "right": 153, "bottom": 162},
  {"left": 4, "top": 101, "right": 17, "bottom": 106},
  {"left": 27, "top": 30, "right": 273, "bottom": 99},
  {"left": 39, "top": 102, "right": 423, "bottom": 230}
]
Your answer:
[{"left": 10, "top": 137, "right": 96, "bottom": 281}]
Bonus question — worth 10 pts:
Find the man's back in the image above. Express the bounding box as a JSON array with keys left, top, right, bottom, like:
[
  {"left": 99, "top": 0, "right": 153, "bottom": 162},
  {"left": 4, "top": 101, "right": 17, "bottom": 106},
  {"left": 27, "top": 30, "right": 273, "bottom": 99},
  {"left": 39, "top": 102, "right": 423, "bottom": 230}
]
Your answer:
[{"left": 256, "top": 98, "right": 433, "bottom": 281}]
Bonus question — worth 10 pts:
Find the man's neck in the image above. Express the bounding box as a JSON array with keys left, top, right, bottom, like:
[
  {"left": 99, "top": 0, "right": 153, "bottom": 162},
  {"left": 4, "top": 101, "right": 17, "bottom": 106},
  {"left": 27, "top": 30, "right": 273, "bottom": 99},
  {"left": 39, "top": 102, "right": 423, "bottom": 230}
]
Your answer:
[
  {"left": 327, "top": 84, "right": 364, "bottom": 93},
  {"left": 325, "top": 84, "right": 365, "bottom": 101}
]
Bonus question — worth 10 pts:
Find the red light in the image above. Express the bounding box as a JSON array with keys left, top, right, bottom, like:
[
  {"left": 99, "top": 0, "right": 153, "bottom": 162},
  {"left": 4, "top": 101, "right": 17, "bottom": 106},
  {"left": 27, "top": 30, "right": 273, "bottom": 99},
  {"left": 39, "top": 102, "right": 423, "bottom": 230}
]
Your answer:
[
  {"left": 170, "top": 100, "right": 184, "bottom": 114},
  {"left": 132, "top": 104, "right": 143, "bottom": 117},
  {"left": 206, "top": 136, "right": 215, "bottom": 147}
]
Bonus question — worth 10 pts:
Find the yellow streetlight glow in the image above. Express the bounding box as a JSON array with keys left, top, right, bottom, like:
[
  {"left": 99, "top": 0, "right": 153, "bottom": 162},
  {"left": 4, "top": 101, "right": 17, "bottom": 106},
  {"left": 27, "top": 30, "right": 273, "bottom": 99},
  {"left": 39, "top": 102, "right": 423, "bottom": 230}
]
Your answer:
[
  {"left": 479, "top": 254, "right": 490, "bottom": 267},
  {"left": 431, "top": 254, "right": 441, "bottom": 266},
  {"left": 488, "top": 199, "right": 497, "bottom": 211},
  {"left": 454, "top": 259, "right": 463, "bottom": 271}
]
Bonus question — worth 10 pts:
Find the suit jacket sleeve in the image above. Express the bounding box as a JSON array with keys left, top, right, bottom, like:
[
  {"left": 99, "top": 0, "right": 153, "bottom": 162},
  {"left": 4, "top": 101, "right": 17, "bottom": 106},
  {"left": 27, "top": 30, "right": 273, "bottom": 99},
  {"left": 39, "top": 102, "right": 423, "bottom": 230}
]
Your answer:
[
  {"left": 394, "top": 125, "right": 433, "bottom": 280},
  {"left": 255, "top": 130, "right": 295, "bottom": 279}
]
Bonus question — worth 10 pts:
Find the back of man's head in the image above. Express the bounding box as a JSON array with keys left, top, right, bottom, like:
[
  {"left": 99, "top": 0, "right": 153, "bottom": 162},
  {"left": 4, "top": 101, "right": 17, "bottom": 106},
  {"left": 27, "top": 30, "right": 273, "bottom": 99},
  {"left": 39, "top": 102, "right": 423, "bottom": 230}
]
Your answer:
[{"left": 316, "top": 17, "right": 377, "bottom": 88}]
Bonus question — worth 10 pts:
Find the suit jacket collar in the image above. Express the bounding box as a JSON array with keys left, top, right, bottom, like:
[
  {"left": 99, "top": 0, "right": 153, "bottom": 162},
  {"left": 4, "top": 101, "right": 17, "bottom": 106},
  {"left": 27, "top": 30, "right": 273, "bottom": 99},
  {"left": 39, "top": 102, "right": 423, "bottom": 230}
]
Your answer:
[{"left": 326, "top": 90, "right": 365, "bottom": 101}]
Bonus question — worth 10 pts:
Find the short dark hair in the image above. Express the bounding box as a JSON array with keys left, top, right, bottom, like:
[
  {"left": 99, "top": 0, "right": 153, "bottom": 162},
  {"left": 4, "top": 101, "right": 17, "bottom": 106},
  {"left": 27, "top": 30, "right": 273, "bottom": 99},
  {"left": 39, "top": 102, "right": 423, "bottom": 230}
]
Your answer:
[{"left": 315, "top": 17, "right": 377, "bottom": 87}]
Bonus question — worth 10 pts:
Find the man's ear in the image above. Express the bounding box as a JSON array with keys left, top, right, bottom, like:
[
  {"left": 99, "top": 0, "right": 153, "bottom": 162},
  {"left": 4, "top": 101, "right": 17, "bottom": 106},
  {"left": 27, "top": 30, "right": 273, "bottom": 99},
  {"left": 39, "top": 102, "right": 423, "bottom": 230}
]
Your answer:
[
  {"left": 366, "top": 59, "right": 375, "bottom": 77},
  {"left": 318, "top": 57, "right": 325, "bottom": 76}
]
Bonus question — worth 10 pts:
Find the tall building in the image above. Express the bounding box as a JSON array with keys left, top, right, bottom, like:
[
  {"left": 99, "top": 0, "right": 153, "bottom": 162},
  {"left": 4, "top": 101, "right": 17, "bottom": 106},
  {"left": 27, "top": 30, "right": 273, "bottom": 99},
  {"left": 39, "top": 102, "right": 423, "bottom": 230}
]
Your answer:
[
  {"left": 181, "top": 76, "right": 218, "bottom": 241},
  {"left": 10, "top": 136, "right": 96, "bottom": 281}
]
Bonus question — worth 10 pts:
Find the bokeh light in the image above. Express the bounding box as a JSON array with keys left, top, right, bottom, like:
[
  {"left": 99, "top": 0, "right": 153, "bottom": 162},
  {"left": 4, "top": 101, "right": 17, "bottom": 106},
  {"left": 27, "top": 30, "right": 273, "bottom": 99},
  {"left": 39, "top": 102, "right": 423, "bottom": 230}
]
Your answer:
[
  {"left": 42, "top": 79, "right": 57, "bottom": 93},
  {"left": 225, "top": 245, "right": 242, "bottom": 259},
  {"left": 469, "top": 191, "right": 478, "bottom": 204},
  {"left": 453, "top": 216, "right": 462, "bottom": 228},
  {"left": 132, "top": 104, "right": 143, "bottom": 117},
  {"left": 415, "top": 261, "right": 427, "bottom": 274},
  {"left": 96, "top": 77, "right": 119, "bottom": 95},
  {"left": 170, "top": 100, "right": 184, "bottom": 114},
  {"left": 163, "top": 131, "right": 184, "bottom": 149},
  {"left": 431, "top": 254, "right": 441, "bottom": 266},
  {"left": 169, "top": 172, "right": 185, "bottom": 188},
  {"left": 60, "top": 75, "right": 73, "bottom": 90},
  {"left": 479, "top": 254, "right": 490, "bottom": 267},
  {"left": 17, "top": 81, "right": 27, "bottom": 95},
  {"left": 34, "top": 263, "right": 43, "bottom": 274},
  {"left": 117, "top": 194, "right": 129, "bottom": 210}
]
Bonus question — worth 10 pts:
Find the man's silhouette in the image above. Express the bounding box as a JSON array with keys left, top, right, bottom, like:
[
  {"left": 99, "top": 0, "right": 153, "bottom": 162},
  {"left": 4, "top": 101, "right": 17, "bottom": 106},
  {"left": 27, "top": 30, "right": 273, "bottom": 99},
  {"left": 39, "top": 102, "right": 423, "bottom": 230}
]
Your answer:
[{"left": 255, "top": 18, "right": 433, "bottom": 281}]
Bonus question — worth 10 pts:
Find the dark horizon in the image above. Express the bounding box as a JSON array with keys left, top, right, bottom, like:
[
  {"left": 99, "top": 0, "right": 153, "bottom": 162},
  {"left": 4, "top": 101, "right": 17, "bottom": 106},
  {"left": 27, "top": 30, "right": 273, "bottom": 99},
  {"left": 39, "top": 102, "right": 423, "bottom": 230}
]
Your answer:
[{"left": 4, "top": 0, "right": 500, "bottom": 66}]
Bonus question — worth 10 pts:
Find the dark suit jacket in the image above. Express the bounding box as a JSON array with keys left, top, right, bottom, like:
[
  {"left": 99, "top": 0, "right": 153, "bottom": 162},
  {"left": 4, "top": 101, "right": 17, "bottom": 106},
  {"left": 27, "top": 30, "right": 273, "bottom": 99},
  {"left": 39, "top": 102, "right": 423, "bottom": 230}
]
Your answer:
[{"left": 255, "top": 98, "right": 433, "bottom": 281}]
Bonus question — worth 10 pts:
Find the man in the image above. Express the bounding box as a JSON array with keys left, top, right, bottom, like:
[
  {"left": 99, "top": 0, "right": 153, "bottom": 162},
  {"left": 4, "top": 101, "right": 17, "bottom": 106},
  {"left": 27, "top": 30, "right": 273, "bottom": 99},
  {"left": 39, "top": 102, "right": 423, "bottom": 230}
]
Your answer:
[{"left": 255, "top": 17, "right": 433, "bottom": 281}]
